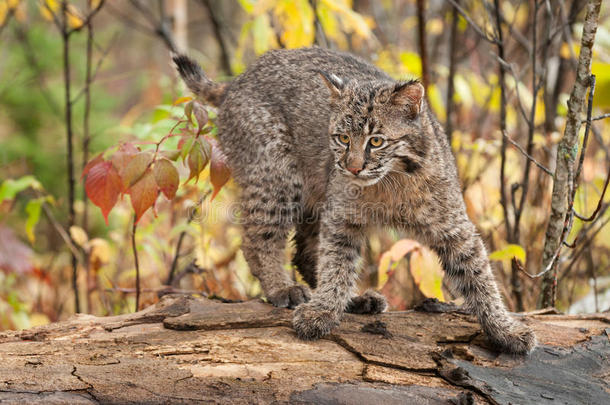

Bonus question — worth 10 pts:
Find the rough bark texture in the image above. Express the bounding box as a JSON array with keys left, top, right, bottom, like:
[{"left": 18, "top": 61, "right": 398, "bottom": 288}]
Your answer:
[
  {"left": 0, "top": 295, "right": 608, "bottom": 404},
  {"left": 538, "top": 0, "right": 602, "bottom": 308}
]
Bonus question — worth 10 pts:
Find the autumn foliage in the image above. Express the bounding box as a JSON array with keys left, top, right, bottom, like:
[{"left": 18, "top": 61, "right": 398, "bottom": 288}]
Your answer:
[{"left": 82, "top": 99, "right": 230, "bottom": 224}]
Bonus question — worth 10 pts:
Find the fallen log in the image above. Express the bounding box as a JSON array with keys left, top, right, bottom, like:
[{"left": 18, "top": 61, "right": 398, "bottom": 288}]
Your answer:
[{"left": 0, "top": 295, "right": 608, "bottom": 404}]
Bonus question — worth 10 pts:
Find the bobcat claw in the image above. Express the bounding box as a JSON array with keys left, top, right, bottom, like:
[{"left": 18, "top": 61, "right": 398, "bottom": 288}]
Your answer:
[
  {"left": 346, "top": 290, "right": 388, "bottom": 314},
  {"left": 293, "top": 302, "right": 339, "bottom": 340},
  {"left": 267, "top": 285, "right": 311, "bottom": 309}
]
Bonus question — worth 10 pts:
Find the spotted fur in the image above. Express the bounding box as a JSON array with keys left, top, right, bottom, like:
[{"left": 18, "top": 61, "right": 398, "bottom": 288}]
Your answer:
[{"left": 173, "top": 48, "right": 536, "bottom": 354}]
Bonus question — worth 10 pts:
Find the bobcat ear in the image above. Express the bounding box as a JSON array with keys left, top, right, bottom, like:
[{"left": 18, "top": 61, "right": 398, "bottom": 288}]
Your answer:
[
  {"left": 392, "top": 81, "right": 424, "bottom": 119},
  {"left": 316, "top": 70, "right": 344, "bottom": 99}
]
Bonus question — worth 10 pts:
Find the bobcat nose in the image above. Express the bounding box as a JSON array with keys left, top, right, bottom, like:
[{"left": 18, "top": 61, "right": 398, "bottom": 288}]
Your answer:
[{"left": 347, "top": 166, "right": 362, "bottom": 175}]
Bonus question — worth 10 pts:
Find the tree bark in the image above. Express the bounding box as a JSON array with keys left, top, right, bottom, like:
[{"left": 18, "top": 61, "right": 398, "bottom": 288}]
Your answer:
[
  {"left": 0, "top": 296, "right": 608, "bottom": 404},
  {"left": 538, "top": 0, "right": 602, "bottom": 308}
]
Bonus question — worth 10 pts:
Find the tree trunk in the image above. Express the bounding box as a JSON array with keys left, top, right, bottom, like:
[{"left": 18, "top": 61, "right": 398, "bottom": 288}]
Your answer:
[
  {"left": 538, "top": 0, "right": 602, "bottom": 308},
  {"left": 0, "top": 295, "right": 608, "bottom": 404}
]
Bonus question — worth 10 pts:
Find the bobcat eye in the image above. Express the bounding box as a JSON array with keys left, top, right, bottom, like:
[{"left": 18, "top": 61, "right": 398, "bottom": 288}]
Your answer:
[
  {"left": 369, "top": 137, "right": 384, "bottom": 148},
  {"left": 337, "top": 134, "right": 350, "bottom": 145}
]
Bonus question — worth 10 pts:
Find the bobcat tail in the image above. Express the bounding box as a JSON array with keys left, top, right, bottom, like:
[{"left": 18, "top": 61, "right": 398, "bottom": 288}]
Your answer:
[{"left": 172, "top": 54, "right": 228, "bottom": 108}]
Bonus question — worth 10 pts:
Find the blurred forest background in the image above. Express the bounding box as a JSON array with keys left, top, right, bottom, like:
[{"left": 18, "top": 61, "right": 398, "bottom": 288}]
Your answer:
[{"left": 0, "top": 0, "right": 609, "bottom": 331}]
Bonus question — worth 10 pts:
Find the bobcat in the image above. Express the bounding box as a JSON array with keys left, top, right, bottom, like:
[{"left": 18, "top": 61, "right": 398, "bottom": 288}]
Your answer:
[{"left": 173, "top": 47, "right": 536, "bottom": 354}]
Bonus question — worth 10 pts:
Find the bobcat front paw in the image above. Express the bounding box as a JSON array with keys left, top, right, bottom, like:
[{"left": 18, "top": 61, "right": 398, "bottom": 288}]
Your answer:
[
  {"left": 292, "top": 302, "right": 340, "bottom": 340},
  {"left": 488, "top": 322, "right": 537, "bottom": 355},
  {"left": 346, "top": 290, "right": 388, "bottom": 314},
  {"left": 267, "top": 285, "right": 311, "bottom": 309}
]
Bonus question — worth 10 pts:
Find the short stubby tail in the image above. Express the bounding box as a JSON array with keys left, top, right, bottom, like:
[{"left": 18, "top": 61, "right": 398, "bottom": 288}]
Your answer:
[{"left": 172, "top": 54, "right": 228, "bottom": 107}]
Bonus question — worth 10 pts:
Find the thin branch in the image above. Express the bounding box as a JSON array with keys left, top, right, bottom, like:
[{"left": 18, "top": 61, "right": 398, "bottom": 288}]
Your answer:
[
  {"left": 132, "top": 215, "right": 140, "bottom": 312},
  {"left": 41, "top": 203, "right": 84, "bottom": 264},
  {"left": 82, "top": 0, "right": 94, "bottom": 232},
  {"left": 13, "top": 25, "right": 62, "bottom": 116},
  {"left": 67, "top": 0, "right": 106, "bottom": 35},
  {"left": 199, "top": 0, "right": 234, "bottom": 76},
  {"left": 0, "top": 6, "right": 15, "bottom": 36},
  {"left": 445, "top": 0, "right": 459, "bottom": 142},
  {"left": 590, "top": 113, "right": 610, "bottom": 122},
  {"left": 447, "top": 0, "right": 499, "bottom": 45},
  {"left": 493, "top": 0, "right": 512, "bottom": 241},
  {"left": 513, "top": 0, "right": 549, "bottom": 243},
  {"left": 503, "top": 132, "right": 553, "bottom": 176},
  {"left": 416, "top": 0, "right": 429, "bottom": 92},
  {"left": 71, "top": 32, "right": 118, "bottom": 105},
  {"left": 167, "top": 192, "right": 210, "bottom": 285},
  {"left": 59, "top": 0, "right": 80, "bottom": 313},
  {"left": 128, "top": 0, "right": 178, "bottom": 52},
  {"left": 309, "top": 0, "right": 329, "bottom": 48}
]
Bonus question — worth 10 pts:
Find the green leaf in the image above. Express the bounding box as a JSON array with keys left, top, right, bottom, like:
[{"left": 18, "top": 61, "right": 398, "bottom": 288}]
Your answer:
[
  {"left": 25, "top": 199, "right": 42, "bottom": 243},
  {"left": 0, "top": 176, "right": 43, "bottom": 203},
  {"left": 489, "top": 244, "right": 526, "bottom": 263},
  {"left": 24, "top": 196, "right": 52, "bottom": 243}
]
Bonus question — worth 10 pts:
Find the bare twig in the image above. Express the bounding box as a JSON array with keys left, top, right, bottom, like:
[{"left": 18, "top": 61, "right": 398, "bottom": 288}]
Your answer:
[
  {"left": 199, "top": 0, "right": 234, "bottom": 75},
  {"left": 58, "top": 0, "right": 80, "bottom": 313},
  {"left": 309, "top": 0, "right": 329, "bottom": 48},
  {"left": 590, "top": 113, "right": 610, "bottom": 122},
  {"left": 81, "top": 0, "right": 94, "bottom": 233},
  {"left": 71, "top": 32, "right": 118, "bottom": 105},
  {"left": 167, "top": 192, "right": 210, "bottom": 286},
  {"left": 416, "top": 0, "right": 429, "bottom": 92},
  {"left": 67, "top": 0, "right": 105, "bottom": 35},
  {"left": 445, "top": 0, "right": 459, "bottom": 142},
  {"left": 13, "top": 25, "right": 62, "bottom": 116},
  {"left": 503, "top": 132, "right": 553, "bottom": 176},
  {"left": 0, "top": 6, "right": 15, "bottom": 36},
  {"left": 132, "top": 215, "right": 140, "bottom": 312},
  {"left": 41, "top": 203, "right": 84, "bottom": 264},
  {"left": 128, "top": 0, "right": 178, "bottom": 52},
  {"left": 447, "top": 0, "right": 498, "bottom": 44},
  {"left": 493, "top": 0, "right": 512, "bottom": 242},
  {"left": 573, "top": 164, "right": 610, "bottom": 222}
]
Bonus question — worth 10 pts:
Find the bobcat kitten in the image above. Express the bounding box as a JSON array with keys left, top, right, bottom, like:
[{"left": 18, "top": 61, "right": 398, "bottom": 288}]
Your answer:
[{"left": 173, "top": 47, "right": 536, "bottom": 354}]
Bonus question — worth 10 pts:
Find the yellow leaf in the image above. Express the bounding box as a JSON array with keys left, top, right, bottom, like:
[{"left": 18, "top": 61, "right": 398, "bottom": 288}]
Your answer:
[
  {"left": 40, "top": 0, "right": 59, "bottom": 21},
  {"left": 410, "top": 247, "right": 444, "bottom": 300},
  {"left": 427, "top": 84, "right": 446, "bottom": 121},
  {"left": 399, "top": 51, "right": 422, "bottom": 77},
  {"left": 489, "top": 244, "right": 526, "bottom": 262},
  {"left": 88, "top": 238, "right": 111, "bottom": 269},
  {"left": 426, "top": 18, "right": 443, "bottom": 35},
  {"left": 69, "top": 225, "right": 89, "bottom": 248},
  {"left": 66, "top": 4, "right": 83, "bottom": 29},
  {"left": 275, "top": 0, "right": 314, "bottom": 48},
  {"left": 173, "top": 96, "right": 192, "bottom": 105},
  {"left": 377, "top": 239, "right": 420, "bottom": 288}
]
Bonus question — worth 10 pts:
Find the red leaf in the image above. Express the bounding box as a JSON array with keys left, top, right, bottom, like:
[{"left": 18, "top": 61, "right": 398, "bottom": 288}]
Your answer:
[
  {"left": 128, "top": 169, "right": 159, "bottom": 222},
  {"left": 85, "top": 161, "right": 122, "bottom": 224},
  {"left": 210, "top": 143, "right": 231, "bottom": 200},
  {"left": 154, "top": 158, "right": 179, "bottom": 199},
  {"left": 121, "top": 151, "right": 153, "bottom": 190},
  {"left": 193, "top": 102, "right": 209, "bottom": 133},
  {"left": 187, "top": 138, "right": 211, "bottom": 183},
  {"left": 81, "top": 153, "right": 104, "bottom": 180},
  {"left": 111, "top": 143, "right": 139, "bottom": 172}
]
